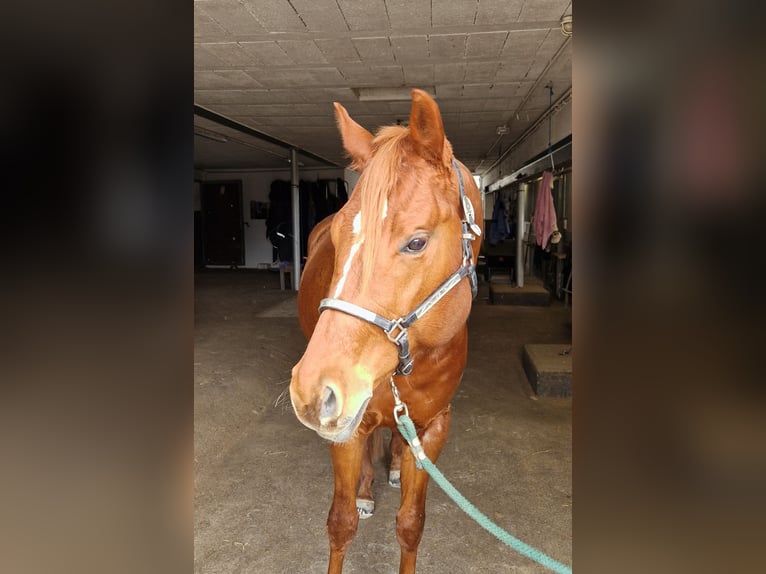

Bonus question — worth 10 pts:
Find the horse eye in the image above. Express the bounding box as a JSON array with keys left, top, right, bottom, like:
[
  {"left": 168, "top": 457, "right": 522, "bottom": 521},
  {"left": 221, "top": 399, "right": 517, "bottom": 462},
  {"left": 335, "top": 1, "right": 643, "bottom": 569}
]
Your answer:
[{"left": 405, "top": 236, "right": 428, "bottom": 253}]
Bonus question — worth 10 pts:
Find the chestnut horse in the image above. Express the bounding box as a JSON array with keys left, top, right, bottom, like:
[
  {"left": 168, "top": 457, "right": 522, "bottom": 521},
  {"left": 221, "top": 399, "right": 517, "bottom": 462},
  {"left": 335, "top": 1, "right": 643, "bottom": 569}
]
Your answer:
[{"left": 290, "top": 89, "right": 483, "bottom": 574}]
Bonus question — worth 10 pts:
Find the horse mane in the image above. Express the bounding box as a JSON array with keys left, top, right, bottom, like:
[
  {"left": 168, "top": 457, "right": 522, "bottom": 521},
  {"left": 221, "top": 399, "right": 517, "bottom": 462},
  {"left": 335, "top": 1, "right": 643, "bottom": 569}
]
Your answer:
[{"left": 356, "top": 125, "right": 454, "bottom": 290}]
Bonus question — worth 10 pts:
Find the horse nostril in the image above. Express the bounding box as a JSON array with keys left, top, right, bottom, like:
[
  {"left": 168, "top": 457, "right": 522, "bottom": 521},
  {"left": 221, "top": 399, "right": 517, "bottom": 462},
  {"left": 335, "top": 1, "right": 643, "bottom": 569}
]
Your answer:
[{"left": 319, "top": 384, "right": 340, "bottom": 424}]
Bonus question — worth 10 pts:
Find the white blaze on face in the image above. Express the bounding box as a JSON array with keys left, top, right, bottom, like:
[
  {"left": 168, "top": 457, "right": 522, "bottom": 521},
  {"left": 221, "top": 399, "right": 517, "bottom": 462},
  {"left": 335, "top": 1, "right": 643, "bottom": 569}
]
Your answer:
[
  {"left": 381, "top": 198, "right": 388, "bottom": 221},
  {"left": 333, "top": 211, "right": 364, "bottom": 298}
]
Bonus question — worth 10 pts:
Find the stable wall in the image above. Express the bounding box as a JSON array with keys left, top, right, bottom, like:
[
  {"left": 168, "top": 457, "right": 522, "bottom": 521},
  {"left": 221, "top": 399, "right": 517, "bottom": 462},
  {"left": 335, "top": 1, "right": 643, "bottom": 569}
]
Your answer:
[{"left": 196, "top": 167, "right": 358, "bottom": 268}]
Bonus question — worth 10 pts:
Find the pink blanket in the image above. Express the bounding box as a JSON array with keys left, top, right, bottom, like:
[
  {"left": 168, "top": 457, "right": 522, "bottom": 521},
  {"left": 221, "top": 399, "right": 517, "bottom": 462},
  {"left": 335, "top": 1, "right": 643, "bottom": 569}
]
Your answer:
[{"left": 533, "top": 171, "right": 557, "bottom": 248}]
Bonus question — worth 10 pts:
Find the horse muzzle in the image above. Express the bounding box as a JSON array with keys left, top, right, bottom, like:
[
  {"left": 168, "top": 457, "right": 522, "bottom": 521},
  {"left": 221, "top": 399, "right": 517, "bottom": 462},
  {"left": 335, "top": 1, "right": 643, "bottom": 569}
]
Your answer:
[
  {"left": 316, "top": 394, "right": 371, "bottom": 442},
  {"left": 289, "top": 373, "right": 372, "bottom": 443}
]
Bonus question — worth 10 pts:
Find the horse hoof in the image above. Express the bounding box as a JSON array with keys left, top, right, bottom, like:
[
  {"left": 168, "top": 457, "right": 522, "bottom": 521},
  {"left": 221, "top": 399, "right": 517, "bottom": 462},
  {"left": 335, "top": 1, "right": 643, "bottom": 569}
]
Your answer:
[
  {"left": 356, "top": 498, "right": 374, "bottom": 519},
  {"left": 388, "top": 470, "right": 401, "bottom": 489}
]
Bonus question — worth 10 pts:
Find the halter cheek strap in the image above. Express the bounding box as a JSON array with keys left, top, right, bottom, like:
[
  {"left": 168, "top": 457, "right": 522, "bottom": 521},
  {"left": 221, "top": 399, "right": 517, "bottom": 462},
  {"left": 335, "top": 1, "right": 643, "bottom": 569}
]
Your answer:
[
  {"left": 318, "top": 298, "right": 415, "bottom": 375},
  {"left": 318, "top": 159, "right": 481, "bottom": 376}
]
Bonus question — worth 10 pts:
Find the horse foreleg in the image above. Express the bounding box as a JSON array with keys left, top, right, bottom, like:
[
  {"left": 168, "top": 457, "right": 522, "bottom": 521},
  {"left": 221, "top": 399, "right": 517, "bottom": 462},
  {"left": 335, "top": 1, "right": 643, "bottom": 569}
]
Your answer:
[
  {"left": 388, "top": 430, "right": 404, "bottom": 488},
  {"left": 355, "top": 434, "right": 375, "bottom": 518},
  {"left": 327, "top": 434, "right": 366, "bottom": 574},
  {"left": 396, "top": 408, "right": 451, "bottom": 574}
]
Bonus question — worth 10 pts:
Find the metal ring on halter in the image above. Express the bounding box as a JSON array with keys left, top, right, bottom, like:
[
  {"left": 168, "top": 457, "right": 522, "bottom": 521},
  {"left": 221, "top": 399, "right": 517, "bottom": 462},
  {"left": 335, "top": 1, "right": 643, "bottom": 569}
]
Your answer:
[{"left": 385, "top": 320, "right": 407, "bottom": 344}]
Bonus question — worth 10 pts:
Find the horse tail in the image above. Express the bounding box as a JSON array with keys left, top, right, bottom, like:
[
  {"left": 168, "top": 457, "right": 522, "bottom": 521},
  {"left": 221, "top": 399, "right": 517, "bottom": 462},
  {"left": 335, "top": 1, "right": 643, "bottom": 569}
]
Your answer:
[{"left": 369, "top": 427, "right": 386, "bottom": 462}]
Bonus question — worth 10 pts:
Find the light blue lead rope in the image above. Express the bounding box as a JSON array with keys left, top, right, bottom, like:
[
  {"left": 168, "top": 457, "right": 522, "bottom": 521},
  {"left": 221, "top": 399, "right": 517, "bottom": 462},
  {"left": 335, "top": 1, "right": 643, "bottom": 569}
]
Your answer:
[{"left": 396, "top": 412, "right": 572, "bottom": 574}]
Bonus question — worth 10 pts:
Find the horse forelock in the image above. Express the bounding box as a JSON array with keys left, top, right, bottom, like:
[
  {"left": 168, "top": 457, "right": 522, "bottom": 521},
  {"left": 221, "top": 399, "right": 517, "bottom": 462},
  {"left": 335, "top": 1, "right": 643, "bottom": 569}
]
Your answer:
[
  {"left": 348, "top": 125, "right": 457, "bottom": 292},
  {"left": 356, "top": 126, "right": 408, "bottom": 288}
]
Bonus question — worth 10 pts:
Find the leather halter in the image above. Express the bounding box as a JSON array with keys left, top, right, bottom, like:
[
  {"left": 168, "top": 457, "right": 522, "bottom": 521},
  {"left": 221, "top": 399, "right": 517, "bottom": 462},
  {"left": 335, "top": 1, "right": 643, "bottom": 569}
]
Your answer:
[{"left": 318, "top": 159, "right": 481, "bottom": 376}]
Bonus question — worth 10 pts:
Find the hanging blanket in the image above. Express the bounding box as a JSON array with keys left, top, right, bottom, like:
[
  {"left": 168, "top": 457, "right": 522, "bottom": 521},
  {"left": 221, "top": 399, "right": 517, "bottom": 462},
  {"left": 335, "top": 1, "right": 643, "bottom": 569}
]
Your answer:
[{"left": 533, "top": 171, "right": 558, "bottom": 249}]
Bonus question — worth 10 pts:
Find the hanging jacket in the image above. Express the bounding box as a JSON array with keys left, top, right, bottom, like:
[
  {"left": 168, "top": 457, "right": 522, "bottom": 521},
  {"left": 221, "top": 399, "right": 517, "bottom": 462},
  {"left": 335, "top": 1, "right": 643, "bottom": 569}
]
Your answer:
[{"left": 488, "top": 193, "right": 509, "bottom": 246}]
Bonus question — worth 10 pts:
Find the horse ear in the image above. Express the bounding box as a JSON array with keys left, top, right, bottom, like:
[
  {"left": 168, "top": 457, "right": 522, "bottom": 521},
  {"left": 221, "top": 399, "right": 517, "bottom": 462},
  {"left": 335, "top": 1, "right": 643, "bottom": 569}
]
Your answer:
[
  {"left": 409, "top": 89, "right": 448, "bottom": 166},
  {"left": 334, "top": 102, "right": 373, "bottom": 171}
]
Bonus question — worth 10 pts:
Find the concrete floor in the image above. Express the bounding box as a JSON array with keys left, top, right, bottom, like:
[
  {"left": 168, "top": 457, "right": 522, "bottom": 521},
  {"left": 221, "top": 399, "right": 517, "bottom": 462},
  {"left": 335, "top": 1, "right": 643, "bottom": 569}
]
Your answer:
[{"left": 195, "top": 270, "right": 572, "bottom": 574}]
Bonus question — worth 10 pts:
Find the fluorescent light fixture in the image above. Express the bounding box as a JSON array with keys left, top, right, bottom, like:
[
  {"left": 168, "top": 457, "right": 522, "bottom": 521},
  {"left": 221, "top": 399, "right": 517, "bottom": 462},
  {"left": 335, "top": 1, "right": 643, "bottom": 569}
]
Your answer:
[{"left": 353, "top": 87, "right": 436, "bottom": 101}]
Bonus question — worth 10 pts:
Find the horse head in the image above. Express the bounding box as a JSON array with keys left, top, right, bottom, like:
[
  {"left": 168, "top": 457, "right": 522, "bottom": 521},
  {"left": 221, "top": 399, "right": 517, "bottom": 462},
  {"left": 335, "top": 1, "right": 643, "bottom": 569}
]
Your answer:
[{"left": 290, "top": 89, "right": 482, "bottom": 442}]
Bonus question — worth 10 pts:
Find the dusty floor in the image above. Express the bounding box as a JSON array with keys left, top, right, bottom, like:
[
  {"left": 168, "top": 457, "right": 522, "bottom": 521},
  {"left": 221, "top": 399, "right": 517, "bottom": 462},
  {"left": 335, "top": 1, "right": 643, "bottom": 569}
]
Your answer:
[{"left": 194, "top": 270, "right": 572, "bottom": 574}]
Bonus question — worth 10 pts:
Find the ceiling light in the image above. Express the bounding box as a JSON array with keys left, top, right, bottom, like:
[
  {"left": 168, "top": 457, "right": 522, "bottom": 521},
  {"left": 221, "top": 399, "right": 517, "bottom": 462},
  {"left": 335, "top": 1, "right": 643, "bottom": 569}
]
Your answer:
[
  {"left": 353, "top": 87, "right": 436, "bottom": 101},
  {"left": 560, "top": 15, "right": 572, "bottom": 37}
]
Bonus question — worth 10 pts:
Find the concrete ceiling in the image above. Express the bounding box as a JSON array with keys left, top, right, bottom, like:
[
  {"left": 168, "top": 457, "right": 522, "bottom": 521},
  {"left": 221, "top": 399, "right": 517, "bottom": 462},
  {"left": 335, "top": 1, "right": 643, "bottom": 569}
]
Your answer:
[{"left": 194, "top": 0, "right": 572, "bottom": 174}]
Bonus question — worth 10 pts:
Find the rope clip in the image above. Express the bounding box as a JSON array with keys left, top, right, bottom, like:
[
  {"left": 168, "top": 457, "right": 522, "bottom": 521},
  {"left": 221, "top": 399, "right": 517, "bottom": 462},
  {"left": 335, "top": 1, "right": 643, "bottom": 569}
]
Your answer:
[
  {"left": 389, "top": 376, "right": 409, "bottom": 424},
  {"left": 393, "top": 402, "right": 409, "bottom": 424}
]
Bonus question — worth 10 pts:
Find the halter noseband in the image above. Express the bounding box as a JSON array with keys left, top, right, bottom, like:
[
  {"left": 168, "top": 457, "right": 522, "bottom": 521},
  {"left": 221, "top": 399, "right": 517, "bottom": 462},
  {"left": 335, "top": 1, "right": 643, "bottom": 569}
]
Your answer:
[{"left": 318, "top": 159, "right": 481, "bottom": 376}]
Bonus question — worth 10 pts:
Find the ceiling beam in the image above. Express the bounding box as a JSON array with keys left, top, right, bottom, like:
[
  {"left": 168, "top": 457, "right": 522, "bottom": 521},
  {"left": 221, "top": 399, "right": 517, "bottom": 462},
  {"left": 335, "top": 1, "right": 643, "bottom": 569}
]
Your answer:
[{"left": 193, "top": 104, "right": 341, "bottom": 168}]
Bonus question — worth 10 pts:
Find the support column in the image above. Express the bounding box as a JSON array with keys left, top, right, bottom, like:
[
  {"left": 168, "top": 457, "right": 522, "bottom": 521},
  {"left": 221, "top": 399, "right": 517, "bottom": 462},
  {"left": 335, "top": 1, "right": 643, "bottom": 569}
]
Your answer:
[
  {"left": 290, "top": 148, "right": 301, "bottom": 291},
  {"left": 516, "top": 183, "right": 527, "bottom": 288}
]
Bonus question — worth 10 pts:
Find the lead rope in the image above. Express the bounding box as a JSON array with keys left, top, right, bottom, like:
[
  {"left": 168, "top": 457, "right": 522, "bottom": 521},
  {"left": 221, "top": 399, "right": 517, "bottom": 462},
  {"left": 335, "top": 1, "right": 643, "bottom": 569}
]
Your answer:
[{"left": 389, "top": 377, "right": 572, "bottom": 574}]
